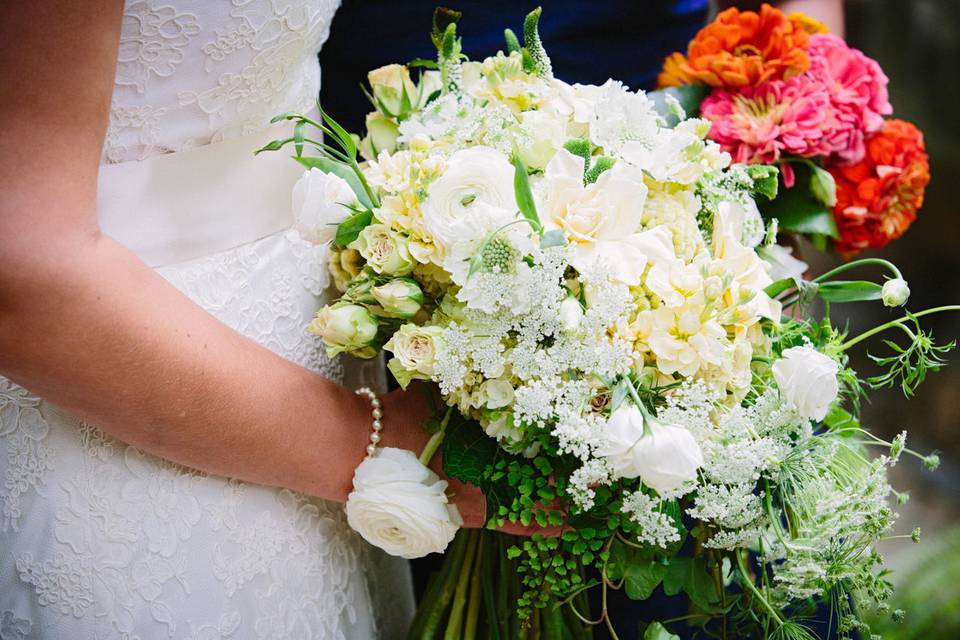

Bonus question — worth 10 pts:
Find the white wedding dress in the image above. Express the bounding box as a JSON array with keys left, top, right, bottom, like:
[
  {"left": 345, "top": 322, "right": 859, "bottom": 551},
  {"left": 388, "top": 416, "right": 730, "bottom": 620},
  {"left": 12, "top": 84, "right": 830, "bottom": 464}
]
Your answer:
[{"left": 0, "top": 1, "right": 414, "bottom": 638}]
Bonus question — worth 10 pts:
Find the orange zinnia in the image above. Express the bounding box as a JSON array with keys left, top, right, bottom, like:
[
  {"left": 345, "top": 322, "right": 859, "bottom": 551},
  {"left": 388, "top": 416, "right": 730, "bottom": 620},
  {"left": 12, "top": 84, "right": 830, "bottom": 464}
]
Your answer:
[{"left": 658, "top": 4, "right": 814, "bottom": 89}]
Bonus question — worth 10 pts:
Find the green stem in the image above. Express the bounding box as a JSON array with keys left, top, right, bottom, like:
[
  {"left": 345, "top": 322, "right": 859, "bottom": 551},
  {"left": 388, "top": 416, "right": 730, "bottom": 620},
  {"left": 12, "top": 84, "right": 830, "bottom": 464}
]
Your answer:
[
  {"left": 736, "top": 550, "right": 784, "bottom": 626},
  {"left": 420, "top": 406, "right": 455, "bottom": 465},
  {"left": 414, "top": 532, "right": 470, "bottom": 639},
  {"left": 445, "top": 529, "right": 480, "bottom": 640},
  {"left": 464, "top": 535, "right": 484, "bottom": 640},
  {"left": 812, "top": 258, "right": 903, "bottom": 284},
  {"left": 840, "top": 305, "right": 960, "bottom": 351}
]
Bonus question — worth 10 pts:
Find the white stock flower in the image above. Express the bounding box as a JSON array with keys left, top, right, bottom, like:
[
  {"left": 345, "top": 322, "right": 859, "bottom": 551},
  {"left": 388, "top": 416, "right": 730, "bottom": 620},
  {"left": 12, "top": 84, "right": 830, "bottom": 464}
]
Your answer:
[
  {"left": 772, "top": 346, "right": 839, "bottom": 422},
  {"left": 539, "top": 149, "right": 673, "bottom": 285},
  {"left": 647, "top": 304, "right": 727, "bottom": 377},
  {"left": 759, "top": 244, "right": 808, "bottom": 282},
  {"left": 881, "top": 278, "right": 910, "bottom": 307},
  {"left": 346, "top": 447, "right": 462, "bottom": 559},
  {"left": 422, "top": 146, "right": 516, "bottom": 256},
  {"left": 596, "top": 404, "right": 703, "bottom": 493},
  {"left": 291, "top": 168, "right": 356, "bottom": 244}
]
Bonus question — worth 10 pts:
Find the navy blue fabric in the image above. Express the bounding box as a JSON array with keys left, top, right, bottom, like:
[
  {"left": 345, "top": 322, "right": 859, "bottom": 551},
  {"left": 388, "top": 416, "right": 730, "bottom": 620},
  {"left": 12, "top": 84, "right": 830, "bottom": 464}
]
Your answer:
[{"left": 318, "top": 0, "right": 708, "bottom": 132}]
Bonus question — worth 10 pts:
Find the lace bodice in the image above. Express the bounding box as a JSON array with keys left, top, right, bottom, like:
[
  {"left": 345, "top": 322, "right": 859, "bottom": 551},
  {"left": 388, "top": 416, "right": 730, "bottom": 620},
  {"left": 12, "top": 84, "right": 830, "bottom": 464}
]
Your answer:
[{"left": 104, "top": 0, "right": 338, "bottom": 164}]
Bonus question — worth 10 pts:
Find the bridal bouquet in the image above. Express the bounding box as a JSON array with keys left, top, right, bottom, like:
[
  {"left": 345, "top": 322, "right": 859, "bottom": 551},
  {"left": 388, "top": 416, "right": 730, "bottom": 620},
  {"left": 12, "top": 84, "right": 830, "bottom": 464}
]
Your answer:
[
  {"left": 261, "top": 7, "right": 955, "bottom": 640},
  {"left": 659, "top": 3, "right": 930, "bottom": 257}
]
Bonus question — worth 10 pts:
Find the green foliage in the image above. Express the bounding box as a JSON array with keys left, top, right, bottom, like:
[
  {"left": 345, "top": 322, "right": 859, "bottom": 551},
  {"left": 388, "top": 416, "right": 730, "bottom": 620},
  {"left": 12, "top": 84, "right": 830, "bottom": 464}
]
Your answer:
[
  {"left": 760, "top": 162, "right": 839, "bottom": 238},
  {"left": 816, "top": 280, "right": 883, "bottom": 303},
  {"left": 442, "top": 417, "right": 500, "bottom": 487},
  {"left": 605, "top": 540, "right": 668, "bottom": 600},
  {"left": 332, "top": 209, "right": 373, "bottom": 248},
  {"left": 512, "top": 155, "right": 542, "bottom": 233},
  {"left": 867, "top": 316, "right": 955, "bottom": 396},
  {"left": 643, "top": 621, "right": 680, "bottom": 640}
]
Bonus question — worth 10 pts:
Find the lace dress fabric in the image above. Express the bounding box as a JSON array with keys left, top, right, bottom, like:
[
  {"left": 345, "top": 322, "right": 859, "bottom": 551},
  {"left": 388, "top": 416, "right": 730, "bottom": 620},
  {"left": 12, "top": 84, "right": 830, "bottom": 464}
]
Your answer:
[{"left": 0, "top": 2, "right": 414, "bottom": 638}]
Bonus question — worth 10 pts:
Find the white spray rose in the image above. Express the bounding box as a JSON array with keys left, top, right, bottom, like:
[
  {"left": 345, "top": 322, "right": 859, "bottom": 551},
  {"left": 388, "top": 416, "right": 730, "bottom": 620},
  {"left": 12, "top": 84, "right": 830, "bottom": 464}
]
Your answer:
[
  {"left": 772, "top": 345, "right": 839, "bottom": 422},
  {"left": 308, "top": 302, "right": 378, "bottom": 357},
  {"left": 346, "top": 447, "right": 462, "bottom": 559},
  {"left": 881, "top": 278, "right": 910, "bottom": 307},
  {"left": 368, "top": 64, "right": 417, "bottom": 117},
  {"left": 359, "top": 112, "right": 401, "bottom": 161},
  {"left": 558, "top": 296, "right": 584, "bottom": 333},
  {"left": 596, "top": 404, "right": 703, "bottom": 493},
  {"left": 422, "top": 146, "right": 516, "bottom": 255},
  {"left": 350, "top": 224, "right": 415, "bottom": 276},
  {"left": 385, "top": 324, "right": 444, "bottom": 388},
  {"left": 372, "top": 279, "right": 423, "bottom": 319},
  {"left": 291, "top": 168, "right": 356, "bottom": 245}
]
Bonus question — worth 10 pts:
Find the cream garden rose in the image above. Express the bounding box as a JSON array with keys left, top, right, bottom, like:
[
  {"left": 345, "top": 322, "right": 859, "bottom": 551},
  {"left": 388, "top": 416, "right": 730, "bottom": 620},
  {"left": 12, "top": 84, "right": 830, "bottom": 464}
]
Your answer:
[
  {"left": 346, "top": 447, "right": 462, "bottom": 559},
  {"left": 539, "top": 149, "right": 673, "bottom": 285},
  {"left": 291, "top": 168, "right": 356, "bottom": 245},
  {"left": 772, "top": 345, "right": 840, "bottom": 421}
]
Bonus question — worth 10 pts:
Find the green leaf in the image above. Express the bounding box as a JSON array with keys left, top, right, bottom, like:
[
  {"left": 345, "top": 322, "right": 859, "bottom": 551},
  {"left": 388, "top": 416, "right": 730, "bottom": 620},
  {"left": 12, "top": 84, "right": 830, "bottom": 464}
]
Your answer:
[
  {"left": 512, "top": 155, "right": 542, "bottom": 233},
  {"left": 442, "top": 418, "right": 499, "bottom": 487},
  {"left": 764, "top": 277, "right": 797, "bottom": 299},
  {"left": 663, "top": 558, "right": 720, "bottom": 611},
  {"left": 604, "top": 539, "right": 666, "bottom": 600},
  {"left": 610, "top": 379, "right": 631, "bottom": 413},
  {"left": 824, "top": 405, "right": 860, "bottom": 431},
  {"left": 817, "top": 280, "right": 883, "bottom": 303},
  {"left": 648, "top": 85, "right": 710, "bottom": 125},
  {"left": 760, "top": 163, "right": 839, "bottom": 238},
  {"left": 643, "top": 622, "right": 680, "bottom": 640},
  {"left": 293, "top": 120, "right": 305, "bottom": 158},
  {"left": 295, "top": 156, "right": 373, "bottom": 209},
  {"left": 334, "top": 209, "right": 373, "bottom": 248},
  {"left": 407, "top": 58, "right": 439, "bottom": 69},
  {"left": 319, "top": 106, "right": 357, "bottom": 160}
]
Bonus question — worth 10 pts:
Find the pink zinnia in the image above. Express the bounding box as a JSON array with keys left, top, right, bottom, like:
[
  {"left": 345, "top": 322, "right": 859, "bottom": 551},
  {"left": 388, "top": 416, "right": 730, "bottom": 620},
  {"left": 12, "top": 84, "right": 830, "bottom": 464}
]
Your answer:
[
  {"left": 807, "top": 34, "right": 892, "bottom": 163},
  {"left": 700, "top": 75, "right": 835, "bottom": 165}
]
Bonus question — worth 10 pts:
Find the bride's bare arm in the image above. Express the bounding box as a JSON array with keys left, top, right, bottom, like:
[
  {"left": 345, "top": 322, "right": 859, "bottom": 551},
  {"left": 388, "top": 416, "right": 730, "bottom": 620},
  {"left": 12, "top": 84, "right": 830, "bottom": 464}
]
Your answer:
[{"left": 0, "top": 2, "right": 486, "bottom": 517}]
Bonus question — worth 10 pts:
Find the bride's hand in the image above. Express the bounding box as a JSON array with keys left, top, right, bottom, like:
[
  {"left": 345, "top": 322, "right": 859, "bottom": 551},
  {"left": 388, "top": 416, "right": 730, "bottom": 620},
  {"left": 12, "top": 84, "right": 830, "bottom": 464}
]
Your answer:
[{"left": 380, "top": 383, "right": 560, "bottom": 536}]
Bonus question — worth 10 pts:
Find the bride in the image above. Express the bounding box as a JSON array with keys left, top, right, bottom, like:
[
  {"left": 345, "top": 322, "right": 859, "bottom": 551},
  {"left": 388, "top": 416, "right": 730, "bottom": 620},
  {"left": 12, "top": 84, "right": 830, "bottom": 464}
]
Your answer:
[{"left": 0, "top": 2, "right": 486, "bottom": 638}]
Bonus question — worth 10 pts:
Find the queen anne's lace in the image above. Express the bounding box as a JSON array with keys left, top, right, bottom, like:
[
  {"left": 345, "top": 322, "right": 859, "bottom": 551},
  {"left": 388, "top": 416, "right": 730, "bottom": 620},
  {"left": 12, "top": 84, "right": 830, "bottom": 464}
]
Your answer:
[{"left": 1, "top": 2, "right": 413, "bottom": 638}]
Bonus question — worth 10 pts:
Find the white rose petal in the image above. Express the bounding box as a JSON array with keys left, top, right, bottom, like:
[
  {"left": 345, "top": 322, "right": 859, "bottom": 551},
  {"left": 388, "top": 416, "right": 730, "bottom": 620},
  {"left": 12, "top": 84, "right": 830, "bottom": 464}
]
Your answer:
[
  {"left": 346, "top": 448, "right": 462, "bottom": 559},
  {"left": 772, "top": 345, "right": 840, "bottom": 422},
  {"left": 291, "top": 169, "right": 356, "bottom": 245},
  {"left": 596, "top": 404, "right": 703, "bottom": 493}
]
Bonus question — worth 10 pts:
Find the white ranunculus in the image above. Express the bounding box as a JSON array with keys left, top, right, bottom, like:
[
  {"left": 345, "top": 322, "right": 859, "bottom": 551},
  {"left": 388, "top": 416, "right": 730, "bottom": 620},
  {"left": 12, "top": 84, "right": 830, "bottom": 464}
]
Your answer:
[
  {"left": 422, "top": 146, "right": 516, "bottom": 255},
  {"left": 291, "top": 168, "right": 357, "bottom": 245},
  {"left": 346, "top": 447, "right": 462, "bottom": 559},
  {"left": 772, "top": 345, "right": 839, "bottom": 422},
  {"left": 881, "top": 278, "right": 910, "bottom": 307},
  {"left": 759, "top": 244, "right": 808, "bottom": 282},
  {"left": 540, "top": 149, "right": 674, "bottom": 285},
  {"left": 596, "top": 404, "right": 703, "bottom": 493}
]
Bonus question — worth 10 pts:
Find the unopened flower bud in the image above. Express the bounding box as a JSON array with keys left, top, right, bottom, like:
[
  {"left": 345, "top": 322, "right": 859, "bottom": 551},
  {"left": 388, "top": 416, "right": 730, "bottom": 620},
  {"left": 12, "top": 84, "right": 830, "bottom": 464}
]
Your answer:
[
  {"left": 881, "top": 278, "right": 910, "bottom": 307},
  {"left": 372, "top": 279, "right": 424, "bottom": 319},
  {"left": 309, "top": 303, "right": 379, "bottom": 357}
]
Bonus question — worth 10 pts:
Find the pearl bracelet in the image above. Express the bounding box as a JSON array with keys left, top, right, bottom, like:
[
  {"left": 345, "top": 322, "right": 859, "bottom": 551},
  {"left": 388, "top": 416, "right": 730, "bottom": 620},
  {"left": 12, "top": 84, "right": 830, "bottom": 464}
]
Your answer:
[{"left": 355, "top": 387, "right": 383, "bottom": 458}]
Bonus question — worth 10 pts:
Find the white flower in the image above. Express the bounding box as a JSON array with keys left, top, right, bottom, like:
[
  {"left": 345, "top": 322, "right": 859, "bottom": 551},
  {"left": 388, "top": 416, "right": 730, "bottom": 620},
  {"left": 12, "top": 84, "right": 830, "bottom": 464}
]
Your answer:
[
  {"left": 772, "top": 346, "right": 839, "bottom": 422},
  {"left": 385, "top": 324, "right": 445, "bottom": 388},
  {"left": 647, "top": 304, "right": 728, "bottom": 377},
  {"left": 308, "top": 303, "right": 378, "bottom": 357},
  {"left": 558, "top": 296, "right": 584, "bottom": 333},
  {"left": 759, "top": 244, "right": 808, "bottom": 282},
  {"left": 479, "top": 378, "right": 515, "bottom": 409},
  {"left": 515, "top": 109, "right": 568, "bottom": 170},
  {"left": 422, "top": 146, "right": 516, "bottom": 256},
  {"left": 622, "top": 118, "right": 730, "bottom": 185},
  {"left": 346, "top": 447, "right": 462, "bottom": 559},
  {"left": 588, "top": 80, "right": 659, "bottom": 154},
  {"left": 540, "top": 149, "right": 673, "bottom": 285},
  {"left": 881, "top": 278, "right": 910, "bottom": 307},
  {"left": 713, "top": 199, "right": 765, "bottom": 249},
  {"left": 350, "top": 224, "right": 415, "bottom": 276},
  {"left": 291, "top": 168, "right": 356, "bottom": 245},
  {"left": 371, "top": 279, "right": 423, "bottom": 319},
  {"left": 596, "top": 404, "right": 703, "bottom": 492}
]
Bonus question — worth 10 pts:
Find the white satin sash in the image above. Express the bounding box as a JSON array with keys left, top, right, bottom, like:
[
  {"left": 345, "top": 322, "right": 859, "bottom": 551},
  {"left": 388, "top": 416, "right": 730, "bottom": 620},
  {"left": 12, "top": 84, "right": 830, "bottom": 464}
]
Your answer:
[{"left": 97, "top": 126, "right": 299, "bottom": 268}]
